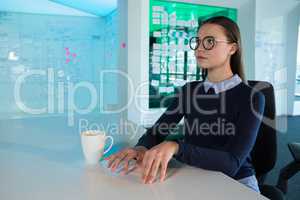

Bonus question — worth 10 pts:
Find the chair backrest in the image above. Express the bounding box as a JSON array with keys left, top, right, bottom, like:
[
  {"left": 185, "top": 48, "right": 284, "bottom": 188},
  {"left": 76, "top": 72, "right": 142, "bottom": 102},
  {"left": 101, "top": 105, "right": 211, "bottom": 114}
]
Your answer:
[{"left": 248, "top": 80, "right": 277, "bottom": 182}]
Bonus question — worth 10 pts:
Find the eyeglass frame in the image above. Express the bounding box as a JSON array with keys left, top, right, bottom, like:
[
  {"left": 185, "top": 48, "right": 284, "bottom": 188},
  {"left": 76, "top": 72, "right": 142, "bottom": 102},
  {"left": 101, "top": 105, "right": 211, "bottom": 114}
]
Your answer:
[{"left": 189, "top": 36, "right": 233, "bottom": 51}]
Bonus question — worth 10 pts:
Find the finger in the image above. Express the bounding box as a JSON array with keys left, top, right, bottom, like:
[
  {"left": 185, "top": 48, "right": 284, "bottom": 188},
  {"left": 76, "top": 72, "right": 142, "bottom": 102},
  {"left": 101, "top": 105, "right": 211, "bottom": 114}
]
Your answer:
[
  {"left": 107, "top": 154, "right": 117, "bottom": 168},
  {"left": 108, "top": 151, "right": 125, "bottom": 168},
  {"left": 111, "top": 152, "right": 128, "bottom": 172},
  {"left": 104, "top": 153, "right": 114, "bottom": 160},
  {"left": 146, "top": 157, "right": 161, "bottom": 184},
  {"left": 121, "top": 157, "right": 135, "bottom": 175},
  {"left": 121, "top": 156, "right": 132, "bottom": 175},
  {"left": 141, "top": 153, "right": 150, "bottom": 179},
  {"left": 121, "top": 160, "right": 129, "bottom": 175},
  {"left": 160, "top": 159, "right": 169, "bottom": 182},
  {"left": 142, "top": 153, "right": 155, "bottom": 183}
]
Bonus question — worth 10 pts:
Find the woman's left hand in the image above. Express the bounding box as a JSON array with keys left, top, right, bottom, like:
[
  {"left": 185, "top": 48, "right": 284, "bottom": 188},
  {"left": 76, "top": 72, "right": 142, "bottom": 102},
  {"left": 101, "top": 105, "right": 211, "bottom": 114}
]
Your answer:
[{"left": 141, "top": 141, "right": 179, "bottom": 184}]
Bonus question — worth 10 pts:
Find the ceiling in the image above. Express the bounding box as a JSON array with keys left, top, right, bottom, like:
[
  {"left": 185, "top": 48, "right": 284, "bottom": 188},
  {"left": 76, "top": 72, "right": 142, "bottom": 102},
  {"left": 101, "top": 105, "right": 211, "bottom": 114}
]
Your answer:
[
  {"left": 167, "top": 0, "right": 251, "bottom": 8},
  {"left": 0, "top": 0, "right": 117, "bottom": 17},
  {"left": 50, "top": 0, "right": 117, "bottom": 16}
]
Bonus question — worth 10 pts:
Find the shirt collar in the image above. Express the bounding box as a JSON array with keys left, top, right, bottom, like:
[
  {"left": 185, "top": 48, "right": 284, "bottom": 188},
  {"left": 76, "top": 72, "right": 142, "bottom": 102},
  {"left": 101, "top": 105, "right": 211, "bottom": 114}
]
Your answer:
[{"left": 203, "top": 74, "right": 242, "bottom": 94}]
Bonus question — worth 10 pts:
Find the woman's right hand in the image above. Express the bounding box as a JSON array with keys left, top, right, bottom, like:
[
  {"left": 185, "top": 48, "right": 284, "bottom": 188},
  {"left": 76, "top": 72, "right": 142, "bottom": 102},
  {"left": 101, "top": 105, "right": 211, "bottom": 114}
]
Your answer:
[{"left": 105, "top": 146, "right": 147, "bottom": 175}]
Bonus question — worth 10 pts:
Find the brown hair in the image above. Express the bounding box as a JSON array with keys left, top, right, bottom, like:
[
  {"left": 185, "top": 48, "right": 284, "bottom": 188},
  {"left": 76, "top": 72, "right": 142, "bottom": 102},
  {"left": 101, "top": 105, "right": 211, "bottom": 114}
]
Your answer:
[{"left": 199, "top": 16, "right": 246, "bottom": 82}]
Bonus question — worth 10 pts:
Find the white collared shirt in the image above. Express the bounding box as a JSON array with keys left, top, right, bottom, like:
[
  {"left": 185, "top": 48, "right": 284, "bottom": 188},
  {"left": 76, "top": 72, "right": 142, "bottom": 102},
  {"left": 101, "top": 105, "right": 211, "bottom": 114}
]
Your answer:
[{"left": 203, "top": 74, "right": 242, "bottom": 94}]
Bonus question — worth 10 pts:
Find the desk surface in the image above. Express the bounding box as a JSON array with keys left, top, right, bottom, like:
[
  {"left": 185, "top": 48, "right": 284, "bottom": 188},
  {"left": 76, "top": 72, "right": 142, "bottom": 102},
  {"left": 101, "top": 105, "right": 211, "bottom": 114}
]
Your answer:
[{"left": 0, "top": 117, "right": 268, "bottom": 200}]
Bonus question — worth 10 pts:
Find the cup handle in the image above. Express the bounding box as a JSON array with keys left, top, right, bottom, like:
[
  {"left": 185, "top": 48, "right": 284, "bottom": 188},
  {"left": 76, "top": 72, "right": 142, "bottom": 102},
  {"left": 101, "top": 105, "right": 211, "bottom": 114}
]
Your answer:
[{"left": 103, "top": 135, "right": 114, "bottom": 154}]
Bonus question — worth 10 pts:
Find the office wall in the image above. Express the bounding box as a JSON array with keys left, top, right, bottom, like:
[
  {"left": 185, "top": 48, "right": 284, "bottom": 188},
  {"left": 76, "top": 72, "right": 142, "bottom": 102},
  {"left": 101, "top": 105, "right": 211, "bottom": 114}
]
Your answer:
[
  {"left": 255, "top": 0, "right": 299, "bottom": 116},
  {"left": 239, "top": 0, "right": 256, "bottom": 80},
  {"left": 127, "top": 0, "right": 150, "bottom": 126},
  {"left": 0, "top": 10, "right": 120, "bottom": 119}
]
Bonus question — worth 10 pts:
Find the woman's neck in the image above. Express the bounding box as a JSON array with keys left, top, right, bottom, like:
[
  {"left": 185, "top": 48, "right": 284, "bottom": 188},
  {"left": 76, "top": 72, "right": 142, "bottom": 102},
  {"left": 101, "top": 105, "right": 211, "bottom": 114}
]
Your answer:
[{"left": 207, "top": 65, "right": 234, "bottom": 83}]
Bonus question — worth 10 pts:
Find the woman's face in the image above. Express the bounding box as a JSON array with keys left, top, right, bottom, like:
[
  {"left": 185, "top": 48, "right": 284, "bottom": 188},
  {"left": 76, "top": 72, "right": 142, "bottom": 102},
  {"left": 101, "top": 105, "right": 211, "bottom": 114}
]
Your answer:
[{"left": 195, "top": 23, "right": 237, "bottom": 69}]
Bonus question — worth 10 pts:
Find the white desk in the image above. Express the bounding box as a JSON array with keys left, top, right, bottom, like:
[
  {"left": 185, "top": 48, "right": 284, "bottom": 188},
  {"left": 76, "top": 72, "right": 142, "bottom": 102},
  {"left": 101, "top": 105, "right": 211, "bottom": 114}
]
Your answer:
[{"left": 0, "top": 117, "right": 269, "bottom": 200}]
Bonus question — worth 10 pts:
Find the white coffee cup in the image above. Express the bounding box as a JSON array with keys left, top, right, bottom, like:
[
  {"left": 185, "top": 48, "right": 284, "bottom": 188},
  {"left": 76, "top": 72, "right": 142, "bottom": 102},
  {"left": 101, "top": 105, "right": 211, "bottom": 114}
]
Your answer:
[{"left": 80, "top": 130, "right": 114, "bottom": 165}]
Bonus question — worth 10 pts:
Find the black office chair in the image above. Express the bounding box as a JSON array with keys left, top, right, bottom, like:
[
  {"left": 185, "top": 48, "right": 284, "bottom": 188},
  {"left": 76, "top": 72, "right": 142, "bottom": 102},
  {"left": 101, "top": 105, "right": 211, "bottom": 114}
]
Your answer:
[
  {"left": 248, "top": 80, "right": 285, "bottom": 200},
  {"left": 277, "top": 142, "right": 300, "bottom": 194}
]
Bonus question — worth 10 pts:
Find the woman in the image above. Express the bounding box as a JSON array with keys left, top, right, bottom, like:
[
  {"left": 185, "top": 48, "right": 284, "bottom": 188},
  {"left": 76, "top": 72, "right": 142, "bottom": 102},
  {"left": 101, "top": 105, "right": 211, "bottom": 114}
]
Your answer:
[{"left": 105, "top": 16, "right": 265, "bottom": 193}]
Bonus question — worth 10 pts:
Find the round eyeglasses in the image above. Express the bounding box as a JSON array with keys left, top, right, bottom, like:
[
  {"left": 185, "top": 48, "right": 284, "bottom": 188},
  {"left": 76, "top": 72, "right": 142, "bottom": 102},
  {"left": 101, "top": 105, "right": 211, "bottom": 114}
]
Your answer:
[{"left": 189, "top": 36, "right": 231, "bottom": 51}]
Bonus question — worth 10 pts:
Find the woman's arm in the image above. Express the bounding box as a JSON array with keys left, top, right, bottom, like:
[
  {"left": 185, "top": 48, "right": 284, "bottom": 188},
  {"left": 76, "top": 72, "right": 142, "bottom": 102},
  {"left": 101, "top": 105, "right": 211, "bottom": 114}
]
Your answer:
[
  {"left": 173, "top": 90, "right": 265, "bottom": 178},
  {"left": 135, "top": 84, "right": 186, "bottom": 149}
]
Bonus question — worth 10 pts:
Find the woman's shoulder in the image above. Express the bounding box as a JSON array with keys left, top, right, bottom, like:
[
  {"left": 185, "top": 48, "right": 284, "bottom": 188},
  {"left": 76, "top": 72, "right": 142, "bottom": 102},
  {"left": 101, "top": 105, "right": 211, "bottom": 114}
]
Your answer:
[{"left": 236, "top": 82, "right": 265, "bottom": 105}]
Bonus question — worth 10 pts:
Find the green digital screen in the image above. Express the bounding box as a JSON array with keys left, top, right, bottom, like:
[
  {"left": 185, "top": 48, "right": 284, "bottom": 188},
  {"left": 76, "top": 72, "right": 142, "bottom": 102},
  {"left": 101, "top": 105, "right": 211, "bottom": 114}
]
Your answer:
[{"left": 149, "top": 0, "right": 237, "bottom": 108}]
